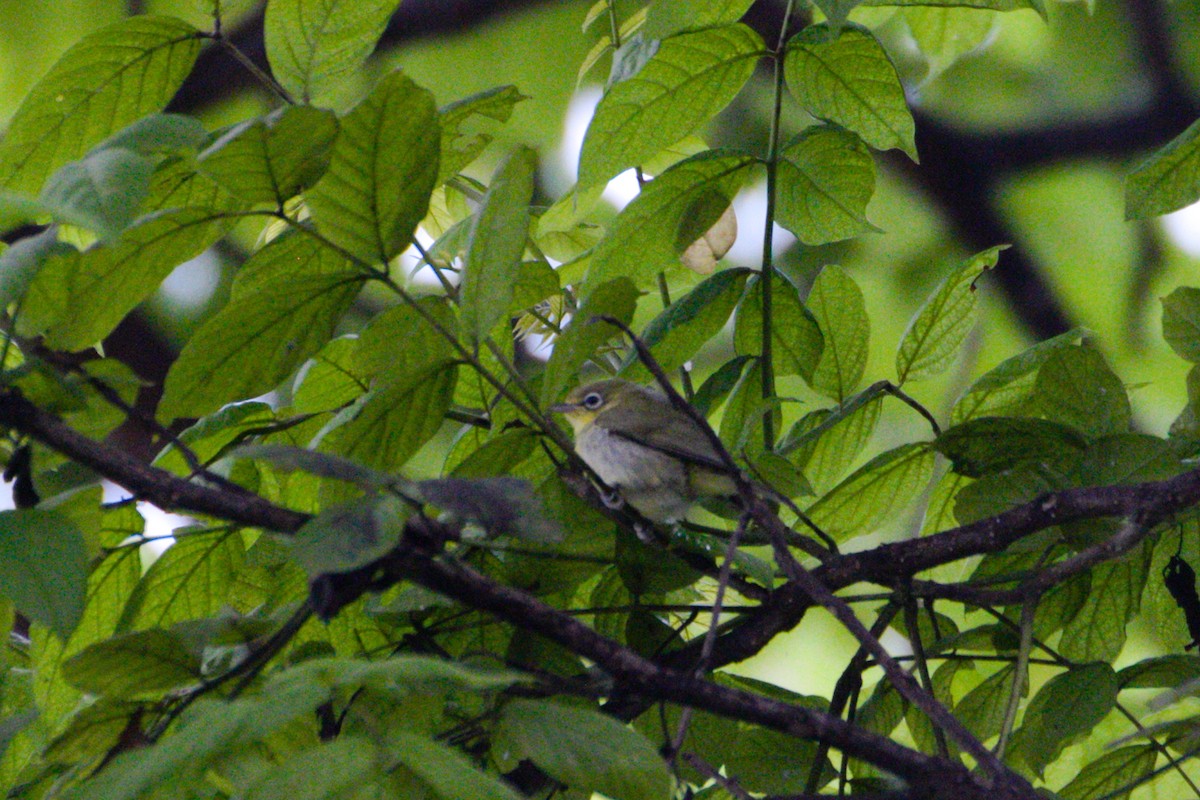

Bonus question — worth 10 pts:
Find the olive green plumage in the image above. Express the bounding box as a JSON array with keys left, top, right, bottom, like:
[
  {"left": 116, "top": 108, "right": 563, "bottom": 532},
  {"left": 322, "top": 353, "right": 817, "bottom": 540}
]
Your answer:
[{"left": 551, "top": 379, "right": 736, "bottom": 522}]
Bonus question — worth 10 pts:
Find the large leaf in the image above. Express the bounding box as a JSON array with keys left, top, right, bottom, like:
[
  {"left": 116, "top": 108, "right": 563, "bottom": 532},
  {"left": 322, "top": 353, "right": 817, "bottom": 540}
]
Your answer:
[
  {"left": 116, "top": 531, "right": 246, "bottom": 632},
  {"left": 290, "top": 494, "right": 408, "bottom": 576},
  {"left": 355, "top": 296, "right": 458, "bottom": 381},
  {"left": 807, "top": 265, "right": 869, "bottom": 401},
  {"left": 307, "top": 70, "right": 439, "bottom": 265},
  {"left": 953, "top": 664, "right": 1014, "bottom": 744},
  {"left": 644, "top": 0, "right": 757, "bottom": 38},
  {"left": 1126, "top": 116, "right": 1200, "bottom": 219},
  {"left": 623, "top": 267, "right": 751, "bottom": 383},
  {"left": 1008, "top": 663, "right": 1117, "bottom": 778},
  {"left": 264, "top": 0, "right": 401, "bottom": 102},
  {"left": 498, "top": 699, "right": 671, "bottom": 800},
  {"left": 390, "top": 729, "right": 526, "bottom": 800},
  {"left": 1058, "top": 544, "right": 1150, "bottom": 663},
  {"left": 775, "top": 125, "right": 878, "bottom": 245},
  {"left": 897, "top": 246, "right": 1001, "bottom": 384},
  {"left": 322, "top": 363, "right": 457, "bottom": 473},
  {"left": 161, "top": 233, "right": 364, "bottom": 419},
  {"left": 806, "top": 442, "right": 935, "bottom": 542},
  {"left": 0, "top": 509, "right": 87, "bottom": 639},
  {"left": 586, "top": 150, "right": 755, "bottom": 293},
  {"left": 242, "top": 737, "right": 379, "bottom": 800},
  {"left": 0, "top": 16, "right": 202, "bottom": 195},
  {"left": 784, "top": 24, "right": 916, "bottom": 160},
  {"left": 935, "top": 416, "right": 1088, "bottom": 478},
  {"left": 20, "top": 207, "right": 227, "bottom": 350},
  {"left": 1162, "top": 286, "right": 1200, "bottom": 363},
  {"left": 734, "top": 270, "right": 824, "bottom": 383},
  {"left": 952, "top": 329, "right": 1084, "bottom": 423},
  {"left": 1031, "top": 344, "right": 1131, "bottom": 437},
  {"left": 1059, "top": 745, "right": 1156, "bottom": 800},
  {"left": 461, "top": 147, "right": 536, "bottom": 341},
  {"left": 579, "top": 24, "right": 764, "bottom": 189},
  {"left": 197, "top": 106, "right": 338, "bottom": 206},
  {"left": 39, "top": 148, "right": 155, "bottom": 242},
  {"left": 782, "top": 393, "right": 882, "bottom": 495},
  {"left": 62, "top": 629, "right": 202, "bottom": 698}
]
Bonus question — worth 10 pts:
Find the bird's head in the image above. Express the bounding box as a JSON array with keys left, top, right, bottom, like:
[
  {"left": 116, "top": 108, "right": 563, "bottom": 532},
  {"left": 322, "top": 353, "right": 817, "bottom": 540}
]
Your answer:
[{"left": 549, "top": 379, "right": 640, "bottom": 435}]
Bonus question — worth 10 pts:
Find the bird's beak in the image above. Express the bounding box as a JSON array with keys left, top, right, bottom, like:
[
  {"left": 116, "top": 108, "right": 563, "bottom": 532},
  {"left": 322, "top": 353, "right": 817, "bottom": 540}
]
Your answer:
[{"left": 549, "top": 402, "right": 577, "bottom": 414}]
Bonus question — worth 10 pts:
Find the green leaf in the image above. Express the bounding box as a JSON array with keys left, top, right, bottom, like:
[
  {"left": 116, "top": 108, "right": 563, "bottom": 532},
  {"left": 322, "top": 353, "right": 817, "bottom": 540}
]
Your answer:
[
  {"left": 39, "top": 147, "right": 155, "bottom": 242},
  {"left": 587, "top": 150, "right": 755, "bottom": 293},
  {"left": 242, "top": 737, "right": 378, "bottom": 800},
  {"left": 808, "top": 265, "right": 869, "bottom": 401},
  {"left": 0, "top": 509, "right": 87, "bottom": 639},
  {"left": 291, "top": 336, "right": 367, "bottom": 414},
  {"left": 579, "top": 24, "right": 764, "bottom": 189},
  {"left": 264, "top": 0, "right": 400, "bottom": 102},
  {"left": 498, "top": 699, "right": 671, "bottom": 800},
  {"left": 952, "top": 329, "right": 1084, "bottom": 423},
  {"left": 290, "top": 494, "right": 408, "bottom": 575},
  {"left": 161, "top": 234, "right": 364, "bottom": 419},
  {"left": 1125, "top": 117, "right": 1200, "bottom": 219},
  {"left": 718, "top": 359, "right": 775, "bottom": 454},
  {"left": 270, "top": 654, "right": 526, "bottom": 695},
  {"left": 388, "top": 729, "right": 525, "bottom": 800},
  {"left": 0, "top": 227, "right": 75, "bottom": 308},
  {"left": 897, "top": 246, "right": 1002, "bottom": 384},
  {"left": 903, "top": 8, "right": 999, "bottom": 79},
  {"left": 20, "top": 207, "right": 227, "bottom": 350},
  {"left": 1032, "top": 344, "right": 1131, "bottom": 437},
  {"left": 69, "top": 687, "right": 327, "bottom": 800},
  {"left": 954, "top": 664, "right": 1014, "bottom": 744},
  {"left": 1059, "top": 745, "right": 1156, "bottom": 800},
  {"left": 197, "top": 105, "right": 338, "bottom": 206},
  {"left": 775, "top": 126, "right": 878, "bottom": 245},
  {"left": 865, "top": 0, "right": 1043, "bottom": 11},
  {"left": 735, "top": 270, "right": 824, "bottom": 383},
  {"left": 1117, "top": 655, "right": 1200, "bottom": 689},
  {"left": 92, "top": 113, "right": 207, "bottom": 156},
  {"left": 438, "top": 85, "right": 528, "bottom": 184},
  {"left": 0, "top": 15, "right": 202, "bottom": 195},
  {"left": 461, "top": 146, "right": 536, "bottom": 341},
  {"left": 935, "top": 416, "right": 1089, "bottom": 478},
  {"left": 322, "top": 363, "right": 457, "bottom": 473},
  {"left": 1059, "top": 544, "right": 1150, "bottom": 662},
  {"left": 307, "top": 70, "right": 440, "bottom": 265},
  {"left": 806, "top": 443, "right": 935, "bottom": 542},
  {"left": 623, "top": 267, "right": 752, "bottom": 383},
  {"left": 644, "top": 0, "right": 756, "bottom": 38},
  {"left": 355, "top": 296, "right": 457, "bottom": 380},
  {"left": 782, "top": 393, "right": 882, "bottom": 495},
  {"left": 116, "top": 531, "right": 245, "bottom": 631},
  {"left": 155, "top": 402, "right": 278, "bottom": 475},
  {"left": 1162, "top": 286, "right": 1200, "bottom": 363},
  {"left": 541, "top": 278, "right": 639, "bottom": 406},
  {"left": 784, "top": 24, "right": 916, "bottom": 160},
  {"left": 1009, "top": 663, "right": 1117, "bottom": 778},
  {"left": 62, "top": 629, "right": 201, "bottom": 698}
]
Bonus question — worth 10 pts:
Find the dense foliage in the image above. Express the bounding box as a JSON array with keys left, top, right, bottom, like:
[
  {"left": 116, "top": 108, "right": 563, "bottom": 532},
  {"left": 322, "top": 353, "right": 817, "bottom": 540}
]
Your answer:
[{"left": 0, "top": 1, "right": 1199, "bottom": 798}]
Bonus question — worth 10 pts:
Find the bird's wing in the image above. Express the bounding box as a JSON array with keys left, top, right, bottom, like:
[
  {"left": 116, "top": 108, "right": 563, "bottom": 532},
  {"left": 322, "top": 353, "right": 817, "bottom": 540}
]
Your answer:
[{"left": 596, "top": 401, "right": 732, "bottom": 473}]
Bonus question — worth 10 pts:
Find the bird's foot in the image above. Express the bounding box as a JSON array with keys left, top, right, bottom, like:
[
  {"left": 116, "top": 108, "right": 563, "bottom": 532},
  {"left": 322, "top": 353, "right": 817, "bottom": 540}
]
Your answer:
[{"left": 599, "top": 486, "right": 625, "bottom": 511}]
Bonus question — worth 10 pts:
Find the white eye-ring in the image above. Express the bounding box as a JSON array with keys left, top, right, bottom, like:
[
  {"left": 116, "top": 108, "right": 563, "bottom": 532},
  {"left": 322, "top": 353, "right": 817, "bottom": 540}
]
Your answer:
[{"left": 582, "top": 392, "right": 604, "bottom": 410}]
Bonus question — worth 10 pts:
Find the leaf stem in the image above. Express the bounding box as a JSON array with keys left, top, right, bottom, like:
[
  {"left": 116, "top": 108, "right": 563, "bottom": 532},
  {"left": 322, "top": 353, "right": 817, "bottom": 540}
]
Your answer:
[{"left": 759, "top": 0, "right": 797, "bottom": 449}]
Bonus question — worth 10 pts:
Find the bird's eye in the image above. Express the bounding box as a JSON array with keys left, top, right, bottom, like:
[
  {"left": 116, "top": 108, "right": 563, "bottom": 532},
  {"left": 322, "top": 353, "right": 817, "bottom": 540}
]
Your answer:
[{"left": 582, "top": 392, "right": 604, "bottom": 410}]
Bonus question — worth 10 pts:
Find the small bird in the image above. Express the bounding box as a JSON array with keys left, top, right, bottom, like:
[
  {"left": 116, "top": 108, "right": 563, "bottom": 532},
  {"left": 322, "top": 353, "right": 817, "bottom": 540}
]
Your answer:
[{"left": 550, "top": 379, "right": 737, "bottom": 523}]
